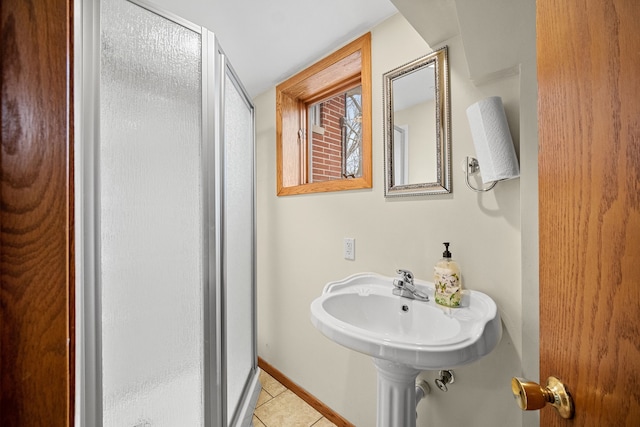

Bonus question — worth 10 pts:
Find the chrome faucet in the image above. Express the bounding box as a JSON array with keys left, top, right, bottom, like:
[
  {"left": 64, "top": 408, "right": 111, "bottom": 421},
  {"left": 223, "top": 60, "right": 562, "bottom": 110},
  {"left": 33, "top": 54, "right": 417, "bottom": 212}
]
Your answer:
[{"left": 393, "top": 269, "right": 430, "bottom": 301}]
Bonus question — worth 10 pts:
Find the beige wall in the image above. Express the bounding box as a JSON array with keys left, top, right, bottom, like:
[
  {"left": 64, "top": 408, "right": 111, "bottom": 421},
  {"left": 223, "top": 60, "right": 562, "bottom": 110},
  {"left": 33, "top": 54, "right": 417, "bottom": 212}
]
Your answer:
[
  {"left": 256, "top": 13, "right": 531, "bottom": 426},
  {"left": 394, "top": 101, "right": 437, "bottom": 183}
]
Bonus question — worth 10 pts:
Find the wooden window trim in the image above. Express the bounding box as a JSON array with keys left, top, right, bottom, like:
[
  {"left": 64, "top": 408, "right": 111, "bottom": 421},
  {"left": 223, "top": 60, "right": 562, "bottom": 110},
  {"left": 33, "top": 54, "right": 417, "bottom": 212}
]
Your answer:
[{"left": 276, "top": 33, "right": 372, "bottom": 196}]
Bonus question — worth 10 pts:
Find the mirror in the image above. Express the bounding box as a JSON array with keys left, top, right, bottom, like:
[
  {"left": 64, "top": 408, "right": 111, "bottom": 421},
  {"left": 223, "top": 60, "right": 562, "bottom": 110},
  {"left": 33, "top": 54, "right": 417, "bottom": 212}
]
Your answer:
[{"left": 383, "top": 46, "right": 451, "bottom": 197}]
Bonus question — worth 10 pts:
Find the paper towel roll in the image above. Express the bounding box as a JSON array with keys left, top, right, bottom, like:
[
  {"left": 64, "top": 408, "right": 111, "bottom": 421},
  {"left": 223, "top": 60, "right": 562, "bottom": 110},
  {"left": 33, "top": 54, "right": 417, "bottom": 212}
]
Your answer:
[{"left": 466, "top": 96, "right": 520, "bottom": 183}]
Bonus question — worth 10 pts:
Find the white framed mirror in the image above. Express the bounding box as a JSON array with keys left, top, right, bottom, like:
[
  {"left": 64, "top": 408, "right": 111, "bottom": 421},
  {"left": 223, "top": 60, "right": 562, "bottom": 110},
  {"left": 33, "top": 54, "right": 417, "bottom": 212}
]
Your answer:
[{"left": 383, "top": 46, "right": 451, "bottom": 197}]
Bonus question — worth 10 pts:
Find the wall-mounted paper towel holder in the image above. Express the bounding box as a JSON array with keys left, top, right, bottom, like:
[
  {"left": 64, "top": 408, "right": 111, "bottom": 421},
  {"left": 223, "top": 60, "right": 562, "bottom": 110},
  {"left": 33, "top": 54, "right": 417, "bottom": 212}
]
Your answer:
[
  {"left": 465, "top": 96, "right": 520, "bottom": 193},
  {"left": 464, "top": 156, "right": 497, "bottom": 192}
]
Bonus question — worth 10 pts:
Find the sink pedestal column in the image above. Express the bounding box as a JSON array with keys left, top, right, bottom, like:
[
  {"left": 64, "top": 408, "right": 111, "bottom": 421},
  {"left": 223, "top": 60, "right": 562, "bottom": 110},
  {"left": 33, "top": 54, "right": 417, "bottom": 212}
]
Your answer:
[{"left": 373, "top": 358, "right": 421, "bottom": 427}]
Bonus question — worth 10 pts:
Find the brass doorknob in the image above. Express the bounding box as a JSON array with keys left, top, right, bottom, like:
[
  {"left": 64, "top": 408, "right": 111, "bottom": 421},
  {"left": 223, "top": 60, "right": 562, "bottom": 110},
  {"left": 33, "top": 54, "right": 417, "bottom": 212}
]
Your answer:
[{"left": 511, "top": 376, "right": 574, "bottom": 419}]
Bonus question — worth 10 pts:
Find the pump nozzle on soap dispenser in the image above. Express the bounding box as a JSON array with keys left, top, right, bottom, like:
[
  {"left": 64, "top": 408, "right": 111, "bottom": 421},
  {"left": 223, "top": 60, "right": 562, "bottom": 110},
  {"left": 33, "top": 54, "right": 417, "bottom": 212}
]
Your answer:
[{"left": 442, "top": 242, "right": 452, "bottom": 258}]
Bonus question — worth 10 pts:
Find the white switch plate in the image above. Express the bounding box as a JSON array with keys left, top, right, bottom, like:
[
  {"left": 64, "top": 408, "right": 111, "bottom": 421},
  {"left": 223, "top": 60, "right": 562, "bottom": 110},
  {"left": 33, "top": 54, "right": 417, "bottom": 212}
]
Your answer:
[{"left": 344, "top": 237, "right": 355, "bottom": 260}]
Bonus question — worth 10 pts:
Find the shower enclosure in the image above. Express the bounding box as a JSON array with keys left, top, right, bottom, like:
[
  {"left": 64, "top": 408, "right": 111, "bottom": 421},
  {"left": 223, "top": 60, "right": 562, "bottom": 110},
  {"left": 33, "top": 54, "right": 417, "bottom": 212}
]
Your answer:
[{"left": 75, "top": 0, "right": 259, "bottom": 425}]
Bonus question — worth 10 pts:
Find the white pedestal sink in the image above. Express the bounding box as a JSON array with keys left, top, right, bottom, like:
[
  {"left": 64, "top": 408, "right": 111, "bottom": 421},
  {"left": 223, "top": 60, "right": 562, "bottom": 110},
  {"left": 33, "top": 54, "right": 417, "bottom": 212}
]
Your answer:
[{"left": 310, "top": 272, "right": 502, "bottom": 427}]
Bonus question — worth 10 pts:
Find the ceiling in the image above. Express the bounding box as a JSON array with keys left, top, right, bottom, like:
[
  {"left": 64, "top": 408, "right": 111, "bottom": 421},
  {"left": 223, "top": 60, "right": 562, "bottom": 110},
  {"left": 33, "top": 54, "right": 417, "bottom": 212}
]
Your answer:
[
  {"left": 201, "top": 0, "right": 398, "bottom": 97},
  {"left": 147, "top": 0, "right": 528, "bottom": 99}
]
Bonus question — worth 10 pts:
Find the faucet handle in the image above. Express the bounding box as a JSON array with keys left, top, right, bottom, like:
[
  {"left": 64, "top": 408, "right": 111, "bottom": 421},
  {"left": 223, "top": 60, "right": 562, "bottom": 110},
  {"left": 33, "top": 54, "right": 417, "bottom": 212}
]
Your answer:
[{"left": 396, "top": 269, "right": 414, "bottom": 282}]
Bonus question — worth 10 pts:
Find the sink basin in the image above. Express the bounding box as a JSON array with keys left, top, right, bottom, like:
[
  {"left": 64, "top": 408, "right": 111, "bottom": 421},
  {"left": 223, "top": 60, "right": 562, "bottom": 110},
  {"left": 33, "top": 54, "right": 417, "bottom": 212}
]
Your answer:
[{"left": 310, "top": 272, "right": 502, "bottom": 370}]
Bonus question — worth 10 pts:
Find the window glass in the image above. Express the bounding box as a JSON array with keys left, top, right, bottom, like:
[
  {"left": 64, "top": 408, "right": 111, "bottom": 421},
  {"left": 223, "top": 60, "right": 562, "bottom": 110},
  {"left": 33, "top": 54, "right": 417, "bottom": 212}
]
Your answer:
[{"left": 307, "top": 85, "right": 362, "bottom": 182}]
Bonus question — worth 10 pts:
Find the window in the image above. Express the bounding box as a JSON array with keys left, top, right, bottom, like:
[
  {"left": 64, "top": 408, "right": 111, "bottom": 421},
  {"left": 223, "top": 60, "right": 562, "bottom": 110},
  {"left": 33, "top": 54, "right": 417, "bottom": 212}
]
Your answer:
[
  {"left": 276, "top": 33, "right": 372, "bottom": 196},
  {"left": 307, "top": 86, "right": 362, "bottom": 182}
]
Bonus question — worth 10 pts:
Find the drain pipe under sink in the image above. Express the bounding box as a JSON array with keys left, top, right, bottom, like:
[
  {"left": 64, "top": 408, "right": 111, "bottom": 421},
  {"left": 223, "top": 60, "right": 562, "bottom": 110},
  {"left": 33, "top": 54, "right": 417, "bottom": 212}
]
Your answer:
[{"left": 415, "top": 379, "right": 430, "bottom": 408}]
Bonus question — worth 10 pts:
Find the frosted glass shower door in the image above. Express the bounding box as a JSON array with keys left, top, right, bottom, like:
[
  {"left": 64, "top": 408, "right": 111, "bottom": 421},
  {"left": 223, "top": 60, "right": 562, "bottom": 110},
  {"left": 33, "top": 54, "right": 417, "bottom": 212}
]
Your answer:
[
  {"left": 223, "top": 70, "right": 256, "bottom": 425},
  {"left": 99, "top": 0, "right": 205, "bottom": 425}
]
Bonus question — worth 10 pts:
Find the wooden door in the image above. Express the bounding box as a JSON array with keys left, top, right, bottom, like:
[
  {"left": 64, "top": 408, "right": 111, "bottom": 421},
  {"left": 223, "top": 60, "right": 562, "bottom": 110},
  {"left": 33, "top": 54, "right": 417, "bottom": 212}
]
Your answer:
[
  {"left": 0, "top": 0, "right": 74, "bottom": 425},
  {"left": 538, "top": 0, "right": 640, "bottom": 425}
]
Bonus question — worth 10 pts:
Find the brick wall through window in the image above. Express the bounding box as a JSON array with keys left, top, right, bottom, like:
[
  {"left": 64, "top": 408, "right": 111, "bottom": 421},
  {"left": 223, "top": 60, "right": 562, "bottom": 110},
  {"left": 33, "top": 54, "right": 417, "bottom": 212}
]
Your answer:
[{"left": 310, "top": 93, "right": 346, "bottom": 182}]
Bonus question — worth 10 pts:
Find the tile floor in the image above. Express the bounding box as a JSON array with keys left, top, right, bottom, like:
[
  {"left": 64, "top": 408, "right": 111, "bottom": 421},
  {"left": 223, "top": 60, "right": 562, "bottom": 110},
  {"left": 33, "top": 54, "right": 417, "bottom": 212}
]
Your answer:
[{"left": 253, "top": 370, "right": 337, "bottom": 427}]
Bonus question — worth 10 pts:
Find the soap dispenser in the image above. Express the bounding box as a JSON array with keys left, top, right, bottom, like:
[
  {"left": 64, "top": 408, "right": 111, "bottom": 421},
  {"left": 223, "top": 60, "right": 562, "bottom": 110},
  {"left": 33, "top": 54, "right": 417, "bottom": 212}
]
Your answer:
[{"left": 434, "top": 242, "right": 462, "bottom": 307}]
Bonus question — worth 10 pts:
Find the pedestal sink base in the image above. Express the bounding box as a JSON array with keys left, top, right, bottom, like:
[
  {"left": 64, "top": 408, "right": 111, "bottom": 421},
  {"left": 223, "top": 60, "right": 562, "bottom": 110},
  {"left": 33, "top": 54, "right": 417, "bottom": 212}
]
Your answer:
[{"left": 373, "top": 358, "right": 421, "bottom": 427}]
